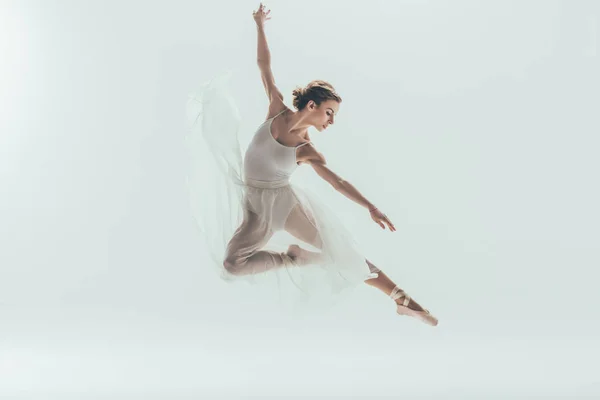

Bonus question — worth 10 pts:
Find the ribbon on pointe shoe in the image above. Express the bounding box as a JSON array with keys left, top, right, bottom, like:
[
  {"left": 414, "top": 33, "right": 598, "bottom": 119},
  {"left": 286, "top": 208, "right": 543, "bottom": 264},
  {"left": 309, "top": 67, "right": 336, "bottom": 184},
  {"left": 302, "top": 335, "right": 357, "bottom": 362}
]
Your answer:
[
  {"left": 391, "top": 285, "right": 438, "bottom": 326},
  {"left": 390, "top": 286, "right": 411, "bottom": 307}
]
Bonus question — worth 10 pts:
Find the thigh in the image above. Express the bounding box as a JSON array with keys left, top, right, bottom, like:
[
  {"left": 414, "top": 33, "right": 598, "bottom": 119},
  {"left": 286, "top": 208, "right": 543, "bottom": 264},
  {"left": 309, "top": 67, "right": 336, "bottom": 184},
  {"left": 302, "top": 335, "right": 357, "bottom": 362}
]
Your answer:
[
  {"left": 283, "top": 204, "right": 323, "bottom": 249},
  {"left": 225, "top": 208, "right": 273, "bottom": 260}
]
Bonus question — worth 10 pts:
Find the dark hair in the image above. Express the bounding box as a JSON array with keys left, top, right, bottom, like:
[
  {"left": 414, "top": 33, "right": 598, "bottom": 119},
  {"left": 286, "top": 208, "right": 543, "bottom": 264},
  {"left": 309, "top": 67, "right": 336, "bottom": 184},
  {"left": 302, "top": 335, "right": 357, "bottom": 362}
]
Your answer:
[{"left": 292, "top": 80, "right": 342, "bottom": 111}]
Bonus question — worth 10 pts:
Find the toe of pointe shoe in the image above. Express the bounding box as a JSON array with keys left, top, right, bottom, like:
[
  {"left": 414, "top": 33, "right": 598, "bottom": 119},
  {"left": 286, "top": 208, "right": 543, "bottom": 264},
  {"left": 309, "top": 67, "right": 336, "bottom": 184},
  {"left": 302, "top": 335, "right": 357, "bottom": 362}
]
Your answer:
[{"left": 397, "top": 305, "right": 439, "bottom": 326}]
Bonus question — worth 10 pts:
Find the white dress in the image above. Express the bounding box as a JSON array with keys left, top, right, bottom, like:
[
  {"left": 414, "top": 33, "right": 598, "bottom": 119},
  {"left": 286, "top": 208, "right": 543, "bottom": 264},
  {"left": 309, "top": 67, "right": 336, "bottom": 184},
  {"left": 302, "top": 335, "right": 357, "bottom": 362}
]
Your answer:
[{"left": 185, "top": 72, "right": 379, "bottom": 308}]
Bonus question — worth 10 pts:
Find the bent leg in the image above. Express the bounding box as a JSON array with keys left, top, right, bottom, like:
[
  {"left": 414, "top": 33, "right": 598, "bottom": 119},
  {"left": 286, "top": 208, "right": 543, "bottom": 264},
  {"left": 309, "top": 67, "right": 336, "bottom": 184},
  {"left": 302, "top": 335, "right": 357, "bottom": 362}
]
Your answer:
[
  {"left": 223, "top": 207, "right": 295, "bottom": 276},
  {"left": 283, "top": 204, "right": 324, "bottom": 264}
]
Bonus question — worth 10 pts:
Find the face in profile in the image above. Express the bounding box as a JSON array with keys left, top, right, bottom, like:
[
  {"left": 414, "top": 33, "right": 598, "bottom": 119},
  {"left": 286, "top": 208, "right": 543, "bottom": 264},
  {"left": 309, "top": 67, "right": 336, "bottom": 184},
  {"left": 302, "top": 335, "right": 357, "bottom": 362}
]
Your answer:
[{"left": 306, "top": 100, "right": 340, "bottom": 132}]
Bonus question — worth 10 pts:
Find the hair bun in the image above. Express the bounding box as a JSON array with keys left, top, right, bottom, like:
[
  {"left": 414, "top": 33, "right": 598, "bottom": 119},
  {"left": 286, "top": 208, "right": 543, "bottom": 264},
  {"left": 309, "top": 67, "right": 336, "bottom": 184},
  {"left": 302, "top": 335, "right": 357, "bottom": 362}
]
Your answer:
[
  {"left": 292, "top": 87, "right": 305, "bottom": 110},
  {"left": 291, "top": 80, "right": 342, "bottom": 111},
  {"left": 292, "top": 87, "right": 304, "bottom": 97}
]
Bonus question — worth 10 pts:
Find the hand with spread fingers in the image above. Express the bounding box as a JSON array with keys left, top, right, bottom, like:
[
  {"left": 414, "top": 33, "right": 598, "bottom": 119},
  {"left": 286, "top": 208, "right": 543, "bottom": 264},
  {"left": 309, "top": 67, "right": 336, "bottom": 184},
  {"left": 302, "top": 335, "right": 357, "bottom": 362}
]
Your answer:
[
  {"left": 252, "top": 2, "right": 271, "bottom": 26},
  {"left": 370, "top": 207, "right": 396, "bottom": 231}
]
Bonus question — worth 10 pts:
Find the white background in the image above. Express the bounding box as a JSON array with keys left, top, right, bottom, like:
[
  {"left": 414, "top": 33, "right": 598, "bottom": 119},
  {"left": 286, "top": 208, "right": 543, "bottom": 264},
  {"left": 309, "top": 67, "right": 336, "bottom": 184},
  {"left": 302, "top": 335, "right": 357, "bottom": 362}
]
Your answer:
[{"left": 1, "top": 0, "right": 599, "bottom": 398}]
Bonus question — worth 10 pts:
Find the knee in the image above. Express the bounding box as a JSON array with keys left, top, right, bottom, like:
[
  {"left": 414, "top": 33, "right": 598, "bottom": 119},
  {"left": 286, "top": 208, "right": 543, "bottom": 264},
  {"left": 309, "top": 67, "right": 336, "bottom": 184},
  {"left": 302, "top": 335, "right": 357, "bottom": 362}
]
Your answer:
[{"left": 223, "top": 257, "right": 243, "bottom": 276}]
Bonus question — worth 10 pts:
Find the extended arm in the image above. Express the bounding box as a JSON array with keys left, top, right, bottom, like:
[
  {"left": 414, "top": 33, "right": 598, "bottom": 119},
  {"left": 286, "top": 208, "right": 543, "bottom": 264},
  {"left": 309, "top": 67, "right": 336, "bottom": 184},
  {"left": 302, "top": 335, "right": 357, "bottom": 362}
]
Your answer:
[
  {"left": 253, "top": 3, "right": 283, "bottom": 103},
  {"left": 299, "top": 145, "right": 396, "bottom": 231},
  {"left": 256, "top": 19, "right": 271, "bottom": 64},
  {"left": 311, "top": 160, "right": 375, "bottom": 211}
]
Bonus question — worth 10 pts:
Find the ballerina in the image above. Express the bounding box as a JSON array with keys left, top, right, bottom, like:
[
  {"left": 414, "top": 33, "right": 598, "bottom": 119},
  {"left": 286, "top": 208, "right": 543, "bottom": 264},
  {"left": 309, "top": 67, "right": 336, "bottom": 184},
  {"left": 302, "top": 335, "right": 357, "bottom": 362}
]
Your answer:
[{"left": 187, "top": 3, "right": 437, "bottom": 326}]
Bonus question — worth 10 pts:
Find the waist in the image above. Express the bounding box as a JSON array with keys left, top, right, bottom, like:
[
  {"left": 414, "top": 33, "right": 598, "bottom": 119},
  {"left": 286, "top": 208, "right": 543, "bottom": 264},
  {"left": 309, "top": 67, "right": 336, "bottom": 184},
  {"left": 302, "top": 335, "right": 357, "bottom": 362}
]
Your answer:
[{"left": 244, "top": 177, "right": 290, "bottom": 189}]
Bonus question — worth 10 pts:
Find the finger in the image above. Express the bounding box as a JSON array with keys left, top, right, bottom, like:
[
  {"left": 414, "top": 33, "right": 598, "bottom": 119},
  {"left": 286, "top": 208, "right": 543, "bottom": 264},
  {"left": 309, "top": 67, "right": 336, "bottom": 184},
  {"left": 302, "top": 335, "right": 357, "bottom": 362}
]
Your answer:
[
  {"left": 386, "top": 218, "right": 395, "bottom": 231},
  {"left": 382, "top": 214, "right": 393, "bottom": 229}
]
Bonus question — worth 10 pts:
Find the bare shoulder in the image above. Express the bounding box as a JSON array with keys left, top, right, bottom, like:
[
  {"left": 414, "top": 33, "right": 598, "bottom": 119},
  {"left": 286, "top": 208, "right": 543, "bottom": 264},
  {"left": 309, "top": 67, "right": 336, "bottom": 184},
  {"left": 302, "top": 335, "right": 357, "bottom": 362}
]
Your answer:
[
  {"left": 265, "top": 101, "right": 291, "bottom": 121},
  {"left": 296, "top": 142, "right": 326, "bottom": 166}
]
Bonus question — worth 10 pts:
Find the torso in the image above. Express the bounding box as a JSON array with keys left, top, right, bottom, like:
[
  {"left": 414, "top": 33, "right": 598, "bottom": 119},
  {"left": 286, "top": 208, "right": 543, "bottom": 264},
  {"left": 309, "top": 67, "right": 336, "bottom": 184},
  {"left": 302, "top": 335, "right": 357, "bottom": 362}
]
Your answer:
[
  {"left": 265, "top": 104, "right": 314, "bottom": 165},
  {"left": 243, "top": 107, "right": 312, "bottom": 182}
]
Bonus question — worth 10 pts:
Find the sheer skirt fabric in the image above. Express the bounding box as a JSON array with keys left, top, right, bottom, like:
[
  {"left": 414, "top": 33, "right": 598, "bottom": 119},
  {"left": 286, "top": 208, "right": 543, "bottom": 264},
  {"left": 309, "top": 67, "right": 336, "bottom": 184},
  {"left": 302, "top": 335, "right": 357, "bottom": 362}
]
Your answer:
[{"left": 185, "top": 72, "right": 379, "bottom": 306}]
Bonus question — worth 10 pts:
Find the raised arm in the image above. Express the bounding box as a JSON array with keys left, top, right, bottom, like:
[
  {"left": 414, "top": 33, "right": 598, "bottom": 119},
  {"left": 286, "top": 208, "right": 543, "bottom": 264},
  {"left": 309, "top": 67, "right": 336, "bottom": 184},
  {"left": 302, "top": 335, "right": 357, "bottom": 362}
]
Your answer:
[
  {"left": 253, "top": 3, "right": 284, "bottom": 105},
  {"left": 298, "top": 144, "right": 396, "bottom": 231}
]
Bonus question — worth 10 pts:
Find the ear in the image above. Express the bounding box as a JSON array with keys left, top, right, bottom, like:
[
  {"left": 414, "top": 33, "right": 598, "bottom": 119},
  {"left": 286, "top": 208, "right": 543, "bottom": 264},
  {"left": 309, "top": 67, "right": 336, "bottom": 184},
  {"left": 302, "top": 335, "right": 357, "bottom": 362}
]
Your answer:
[{"left": 307, "top": 100, "right": 316, "bottom": 110}]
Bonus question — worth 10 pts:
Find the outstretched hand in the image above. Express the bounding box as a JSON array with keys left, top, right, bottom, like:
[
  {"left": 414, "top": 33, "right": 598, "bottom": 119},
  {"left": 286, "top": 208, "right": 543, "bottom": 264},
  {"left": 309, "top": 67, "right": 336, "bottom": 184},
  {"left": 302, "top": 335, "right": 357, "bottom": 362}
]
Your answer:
[
  {"left": 252, "top": 3, "right": 271, "bottom": 26},
  {"left": 370, "top": 208, "right": 396, "bottom": 231}
]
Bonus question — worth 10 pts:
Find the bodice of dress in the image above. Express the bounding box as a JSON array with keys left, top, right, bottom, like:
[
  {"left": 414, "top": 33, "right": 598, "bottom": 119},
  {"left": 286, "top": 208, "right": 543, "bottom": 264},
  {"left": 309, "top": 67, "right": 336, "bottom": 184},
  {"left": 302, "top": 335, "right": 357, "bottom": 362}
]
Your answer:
[{"left": 243, "top": 111, "right": 309, "bottom": 183}]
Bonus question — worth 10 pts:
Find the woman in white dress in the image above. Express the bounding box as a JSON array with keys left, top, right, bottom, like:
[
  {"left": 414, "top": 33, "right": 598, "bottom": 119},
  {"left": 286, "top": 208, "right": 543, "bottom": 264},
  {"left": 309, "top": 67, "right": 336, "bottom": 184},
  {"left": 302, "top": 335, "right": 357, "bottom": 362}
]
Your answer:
[{"left": 185, "top": 3, "right": 437, "bottom": 326}]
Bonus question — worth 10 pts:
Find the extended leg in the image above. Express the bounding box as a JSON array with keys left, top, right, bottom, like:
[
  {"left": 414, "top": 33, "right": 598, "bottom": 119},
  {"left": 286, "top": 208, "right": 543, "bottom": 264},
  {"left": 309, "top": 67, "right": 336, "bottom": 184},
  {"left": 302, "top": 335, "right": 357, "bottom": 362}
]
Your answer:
[
  {"left": 365, "top": 261, "right": 438, "bottom": 325},
  {"left": 363, "top": 265, "right": 425, "bottom": 311},
  {"left": 284, "top": 205, "right": 433, "bottom": 318}
]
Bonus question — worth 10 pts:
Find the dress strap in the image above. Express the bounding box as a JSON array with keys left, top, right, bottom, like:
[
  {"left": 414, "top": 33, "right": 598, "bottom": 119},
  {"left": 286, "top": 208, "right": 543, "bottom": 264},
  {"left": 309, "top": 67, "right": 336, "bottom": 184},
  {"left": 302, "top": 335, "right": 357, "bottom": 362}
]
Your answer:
[
  {"left": 296, "top": 141, "right": 311, "bottom": 149},
  {"left": 271, "top": 109, "right": 287, "bottom": 120}
]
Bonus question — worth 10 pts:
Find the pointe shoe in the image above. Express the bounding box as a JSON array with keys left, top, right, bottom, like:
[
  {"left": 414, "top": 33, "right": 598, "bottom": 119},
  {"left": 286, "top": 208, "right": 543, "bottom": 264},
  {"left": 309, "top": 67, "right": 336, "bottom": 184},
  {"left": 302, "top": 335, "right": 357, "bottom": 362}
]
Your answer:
[{"left": 390, "top": 286, "right": 438, "bottom": 326}]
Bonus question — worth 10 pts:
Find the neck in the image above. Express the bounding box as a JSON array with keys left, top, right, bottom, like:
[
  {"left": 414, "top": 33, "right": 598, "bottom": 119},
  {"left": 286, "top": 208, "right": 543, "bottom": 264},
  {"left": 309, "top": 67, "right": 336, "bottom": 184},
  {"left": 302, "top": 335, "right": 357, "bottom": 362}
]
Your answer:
[{"left": 286, "top": 109, "right": 312, "bottom": 135}]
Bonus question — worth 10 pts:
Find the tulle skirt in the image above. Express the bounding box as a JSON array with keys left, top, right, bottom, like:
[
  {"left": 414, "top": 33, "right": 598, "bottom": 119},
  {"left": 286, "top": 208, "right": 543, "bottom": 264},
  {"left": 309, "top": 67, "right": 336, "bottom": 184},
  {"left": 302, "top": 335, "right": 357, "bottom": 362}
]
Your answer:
[{"left": 185, "top": 72, "right": 379, "bottom": 309}]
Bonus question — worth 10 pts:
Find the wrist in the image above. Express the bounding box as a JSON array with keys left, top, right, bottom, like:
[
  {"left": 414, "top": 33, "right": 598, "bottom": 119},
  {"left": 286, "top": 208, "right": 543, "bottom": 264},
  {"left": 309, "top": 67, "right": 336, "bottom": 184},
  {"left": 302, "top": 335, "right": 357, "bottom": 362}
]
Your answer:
[{"left": 368, "top": 205, "right": 378, "bottom": 212}]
